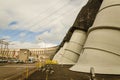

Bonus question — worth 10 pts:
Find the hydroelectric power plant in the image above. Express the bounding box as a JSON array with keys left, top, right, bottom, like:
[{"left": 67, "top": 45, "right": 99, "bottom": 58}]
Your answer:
[{"left": 27, "top": 0, "right": 120, "bottom": 80}]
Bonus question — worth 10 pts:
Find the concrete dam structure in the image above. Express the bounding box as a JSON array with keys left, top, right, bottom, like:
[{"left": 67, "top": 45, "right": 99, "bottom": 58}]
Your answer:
[
  {"left": 28, "top": 0, "right": 120, "bottom": 80},
  {"left": 53, "top": 0, "right": 120, "bottom": 75},
  {"left": 53, "top": 0, "right": 102, "bottom": 64}
]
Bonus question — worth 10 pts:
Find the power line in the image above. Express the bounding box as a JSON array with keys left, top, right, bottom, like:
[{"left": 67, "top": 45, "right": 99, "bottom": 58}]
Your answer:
[
  {"left": 5, "top": 0, "right": 71, "bottom": 39},
  {"left": 25, "top": 0, "right": 71, "bottom": 29},
  {"left": 1, "top": 0, "right": 87, "bottom": 46},
  {"left": 23, "top": 1, "right": 87, "bottom": 42},
  {"left": 3, "top": 0, "right": 64, "bottom": 38},
  {"left": 24, "top": 6, "right": 82, "bottom": 42},
  {"left": 7, "top": 0, "right": 72, "bottom": 41}
]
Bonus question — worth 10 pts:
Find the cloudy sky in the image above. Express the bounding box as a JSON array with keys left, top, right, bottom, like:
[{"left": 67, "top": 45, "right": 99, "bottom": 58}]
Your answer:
[{"left": 0, "top": 0, "right": 88, "bottom": 49}]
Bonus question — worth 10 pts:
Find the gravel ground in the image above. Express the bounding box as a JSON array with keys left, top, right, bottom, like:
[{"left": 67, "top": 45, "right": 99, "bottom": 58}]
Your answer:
[
  {"left": 0, "top": 63, "right": 36, "bottom": 80},
  {"left": 27, "top": 64, "right": 120, "bottom": 80}
]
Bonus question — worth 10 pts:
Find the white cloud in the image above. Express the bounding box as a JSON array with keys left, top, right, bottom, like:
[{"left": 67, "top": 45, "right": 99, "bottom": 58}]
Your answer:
[
  {"left": 0, "top": 0, "right": 88, "bottom": 31},
  {"left": 19, "top": 32, "right": 26, "bottom": 37},
  {"left": 2, "top": 36, "right": 11, "bottom": 40},
  {"left": 35, "top": 20, "right": 69, "bottom": 44},
  {"left": 9, "top": 41, "right": 57, "bottom": 49},
  {"left": 38, "top": 42, "right": 56, "bottom": 48},
  {"left": 0, "top": 0, "right": 88, "bottom": 48},
  {"left": 0, "top": 11, "right": 13, "bottom": 28}
]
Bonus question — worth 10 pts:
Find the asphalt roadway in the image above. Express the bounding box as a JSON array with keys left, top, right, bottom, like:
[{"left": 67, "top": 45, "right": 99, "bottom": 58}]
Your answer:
[{"left": 0, "top": 63, "right": 36, "bottom": 80}]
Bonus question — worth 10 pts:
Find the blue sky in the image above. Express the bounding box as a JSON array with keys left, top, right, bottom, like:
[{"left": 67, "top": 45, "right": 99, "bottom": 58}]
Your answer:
[
  {"left": 0, "top": 29, "right": 37, "bottom": 42},
  {"left": 0, "top": 0, "right": 88, "bottom": 48}
]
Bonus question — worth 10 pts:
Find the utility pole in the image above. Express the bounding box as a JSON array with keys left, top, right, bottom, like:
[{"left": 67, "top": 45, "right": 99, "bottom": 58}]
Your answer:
[
  {"left": 2, "top": 41, "right": 10, "bottom": 58},
  {"left": 4, "top": 42, "right": 9, "bottom": 58},
  {"left": 0, "top": 39, "right": 11, "bottom": 59},
  {"left": 0, "top": 39, "right": 6, "bottom": 59}
]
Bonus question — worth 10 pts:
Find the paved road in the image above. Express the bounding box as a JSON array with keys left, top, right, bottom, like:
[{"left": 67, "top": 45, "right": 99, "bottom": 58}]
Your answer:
[{"left": 0, "top": 63, "right": 36, "bottom": 80}]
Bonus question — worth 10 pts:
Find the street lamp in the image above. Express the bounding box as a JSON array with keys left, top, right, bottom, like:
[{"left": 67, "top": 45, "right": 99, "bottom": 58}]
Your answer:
[{"left": 38, "top": 38, "right": 46, "bottom": 66}]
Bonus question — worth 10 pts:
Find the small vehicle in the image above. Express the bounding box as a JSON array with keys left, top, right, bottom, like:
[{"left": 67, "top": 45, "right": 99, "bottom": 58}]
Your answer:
[
  {"left": 28, "top": 57, "right": 35, "bottom": 63},
  {"left": 0, "top": 59, "right": 8, "bottom": 63},
  {"left": 8, "top": 59, "right": 20, "bottom": 63}
]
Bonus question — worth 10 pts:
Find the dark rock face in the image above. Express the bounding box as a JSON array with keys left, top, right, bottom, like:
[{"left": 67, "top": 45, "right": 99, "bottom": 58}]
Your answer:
[
  {"left": 56, "top": 0, "right": 103, "bottom": 51},
  {"left": 73, "top": 0, "right": 103, "bottom": 31}
]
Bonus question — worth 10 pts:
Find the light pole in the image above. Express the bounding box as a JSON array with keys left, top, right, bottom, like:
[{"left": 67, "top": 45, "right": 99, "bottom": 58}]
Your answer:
[
  {"left": 38, "top": 38, "right": 46, "bottom": 54},
  {"left": 38, "top": 38, "right": 46, "bottom": 66}
]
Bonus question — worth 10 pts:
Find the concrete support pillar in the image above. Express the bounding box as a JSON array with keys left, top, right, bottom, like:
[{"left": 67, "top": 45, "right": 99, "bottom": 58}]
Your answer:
[
  {"left": 53, "top": 30, "right": 86, "bottom": 64},
  {"left": 70, "top": 0, "right": 120, "bottom": 74}
]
